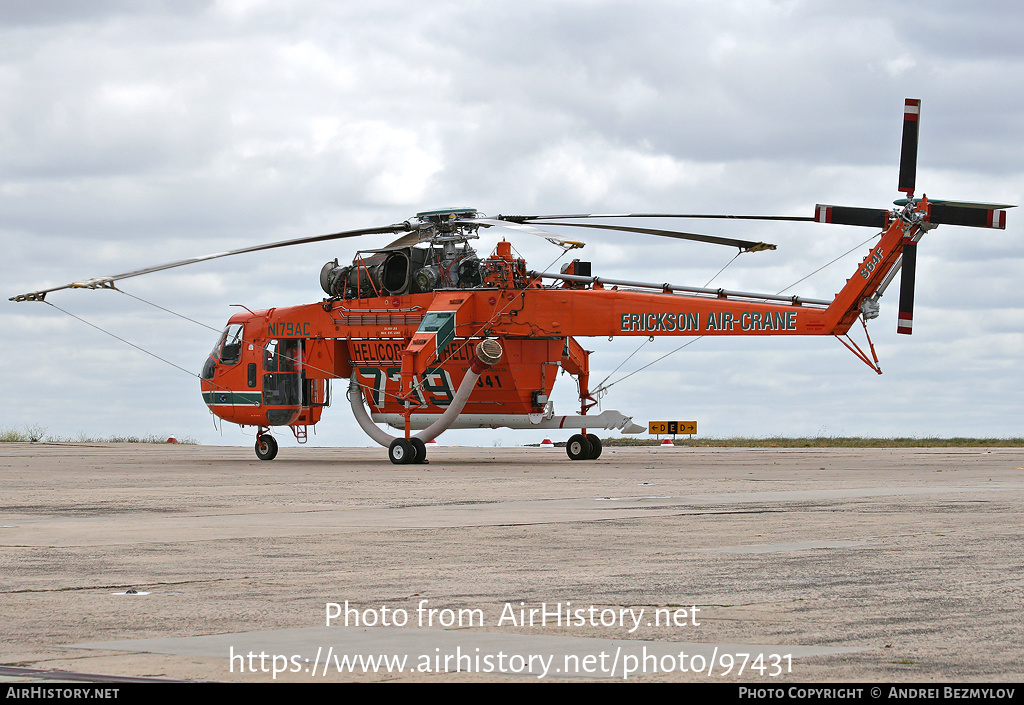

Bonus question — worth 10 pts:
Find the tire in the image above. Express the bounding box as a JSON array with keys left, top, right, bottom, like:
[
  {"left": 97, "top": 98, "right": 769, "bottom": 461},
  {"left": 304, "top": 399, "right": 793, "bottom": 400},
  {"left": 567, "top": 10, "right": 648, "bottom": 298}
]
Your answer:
[
  {"left": 255, "top": 434, "right": 278, "bottom": 461},
  {"left": 410, "top": 437, "right": 427, "bottom": 464},
  {"left": 389, "top": 438, "right": 414, "bottom": 465},
  {"left": 585, "top": 434, "right": 602, "bottom": 460},
  {"left": 566, "top": 434, "right": 592, "bottom": 461}
]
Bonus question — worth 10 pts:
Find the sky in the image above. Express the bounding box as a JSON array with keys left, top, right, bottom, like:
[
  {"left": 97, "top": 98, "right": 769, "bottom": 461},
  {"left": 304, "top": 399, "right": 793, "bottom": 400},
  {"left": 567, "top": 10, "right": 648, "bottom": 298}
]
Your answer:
[{"left": 2, "top": 0, "right": 1022, "bottom": 451}]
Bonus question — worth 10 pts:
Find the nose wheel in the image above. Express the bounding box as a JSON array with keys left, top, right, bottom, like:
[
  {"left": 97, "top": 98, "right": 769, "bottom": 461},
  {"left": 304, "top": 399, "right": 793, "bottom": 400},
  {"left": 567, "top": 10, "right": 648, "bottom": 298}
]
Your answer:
[{"left": 255, "top": 433, "right": 279, "bottom": 461}]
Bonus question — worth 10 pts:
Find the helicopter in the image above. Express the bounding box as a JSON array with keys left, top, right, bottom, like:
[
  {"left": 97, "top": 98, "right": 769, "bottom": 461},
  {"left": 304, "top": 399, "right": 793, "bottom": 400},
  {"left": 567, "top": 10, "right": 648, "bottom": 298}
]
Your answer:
[{"left": 11, "top": 99, "right": 1013, "bottom": 464}]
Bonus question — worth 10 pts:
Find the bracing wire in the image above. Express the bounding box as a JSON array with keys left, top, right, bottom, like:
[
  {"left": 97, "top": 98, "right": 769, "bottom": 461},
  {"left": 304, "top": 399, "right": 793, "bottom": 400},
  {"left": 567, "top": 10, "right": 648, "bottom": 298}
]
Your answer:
[
  {"left": 594, "top": 337, "right": 704, "bottom": 395},
  {"left": 596, "top": 234, "right": 875, "bottom": 394},
  {"left": 703, "top": 250, "right": 742, "bottom": 288},
  {"left": 595, "top": 248, "right": 744, "bottom": 394},
  {"left": 117, "top": 289, "right": 222, "bottom": 334},
  {"left": 116, "top": 287, "right": 340, "bottom": 395},
  {"left": 594, "top": 338, "right": 650, "bottom": 392},
  {"left": 45, "top": 291, "right": 248, "bottom": 402},
  {"left": 776, "top": 234, "right": 876, "bottom": 295},
  {"left": 44, "top": 300, "right": 200, "bottom": 379}
]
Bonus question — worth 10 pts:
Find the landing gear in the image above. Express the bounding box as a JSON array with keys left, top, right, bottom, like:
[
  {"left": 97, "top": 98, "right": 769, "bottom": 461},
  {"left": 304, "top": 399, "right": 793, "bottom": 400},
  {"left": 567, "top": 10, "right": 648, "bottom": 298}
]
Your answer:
[
  {"left": 389, "top": 437, "right": 428, "bottom": 465},
  {"left": 566, "top": 433, "right": 591, "bottom": 461},
  {"left": 255, "top": 433, "right": 278, "bottom": 461},
  {"left": 566, "top": 433, "right": 602, "bottom": 461},
  {"left": 389, "top": 438, "right": 412, "bottom": 464},
  {"left": 410, "top": 437, "right": 427, "bottom": 464}
]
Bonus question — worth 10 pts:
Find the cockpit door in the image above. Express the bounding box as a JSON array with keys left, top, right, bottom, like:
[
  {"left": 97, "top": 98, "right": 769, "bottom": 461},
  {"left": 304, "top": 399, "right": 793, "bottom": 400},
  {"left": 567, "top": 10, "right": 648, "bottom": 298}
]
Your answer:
[{"left": 262, "top": 339, "right": 302, "bottom": 425}]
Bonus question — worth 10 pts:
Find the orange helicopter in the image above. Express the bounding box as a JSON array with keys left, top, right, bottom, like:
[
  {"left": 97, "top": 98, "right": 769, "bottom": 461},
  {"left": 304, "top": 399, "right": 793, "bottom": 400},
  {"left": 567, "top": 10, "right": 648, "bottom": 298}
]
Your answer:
[{"left": 11, "top": 99, "right": 1013, "bottom": 464}]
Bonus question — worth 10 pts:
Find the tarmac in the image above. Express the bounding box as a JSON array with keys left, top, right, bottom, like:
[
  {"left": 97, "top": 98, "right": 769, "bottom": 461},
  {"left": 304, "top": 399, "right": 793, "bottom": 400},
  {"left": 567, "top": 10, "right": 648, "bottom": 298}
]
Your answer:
[{"left": 1, "top": 442, "right": 1022, "bottom": 683}]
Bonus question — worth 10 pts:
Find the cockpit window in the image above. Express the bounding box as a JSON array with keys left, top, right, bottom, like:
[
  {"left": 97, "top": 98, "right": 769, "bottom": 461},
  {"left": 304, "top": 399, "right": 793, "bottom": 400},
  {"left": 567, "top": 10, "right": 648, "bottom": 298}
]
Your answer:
[
  {"left": 210, "top": 324, "right": 244, "bottom": 366},
  {"left": 263, "top": 339, "right": 299, "bottom": 373},
  {"left": 217, "top": 324, "right": 244, "bottom": 365}
]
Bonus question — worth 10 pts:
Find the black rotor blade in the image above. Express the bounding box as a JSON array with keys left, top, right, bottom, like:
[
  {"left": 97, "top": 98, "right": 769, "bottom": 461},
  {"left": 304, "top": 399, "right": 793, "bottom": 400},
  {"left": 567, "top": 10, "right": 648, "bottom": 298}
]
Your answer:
[
  {"left": 10, "top": 222, "right": 411, "bottom": 302},
  {"left": 814, "top": 205, "right": 892, "bottom": 228},
  {"left": 897, "top": 239, "right": 917, "bottom": 335},
  {"left": 898, "top": 98, "right": 921, "bottom": 196},
  {"left": 894, "top": 198, "right": 1016, "bottom": 210},
  {"left": 384, "top": 230, "right": 424, "bottom": 249},
  {"left": 502, "top": 212, "right": 813, "bottom": 224},
  {"left": 517, "top": 220, "right": 776, "bottom": 252},
  {"left": 457, "top": 218, "right": 587, "bottom": 249},
  {"left": 928, "top": 204, "right": 1009, "bottom": 229}
]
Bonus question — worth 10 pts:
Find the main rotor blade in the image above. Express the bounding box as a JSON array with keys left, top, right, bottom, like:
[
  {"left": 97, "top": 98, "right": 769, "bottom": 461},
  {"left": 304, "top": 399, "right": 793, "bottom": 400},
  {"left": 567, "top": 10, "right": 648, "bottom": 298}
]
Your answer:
[
  {"left": 458, "top": 218, "right": 586, "bottom": 249},
  {"left": 11, "top": 222, "right": 411, "bottom": 302},
  {"left": 517, "top": 220, "right": 777, "bottom": 252},
  {"left": 502, "top": 212, "right": 814, "bottom": 223},
  {"left": 383, "top": 230, "right": 424, "bottom": 249},
  {"left": 898, "top": 98, "right": 921, "bottom": 196}
]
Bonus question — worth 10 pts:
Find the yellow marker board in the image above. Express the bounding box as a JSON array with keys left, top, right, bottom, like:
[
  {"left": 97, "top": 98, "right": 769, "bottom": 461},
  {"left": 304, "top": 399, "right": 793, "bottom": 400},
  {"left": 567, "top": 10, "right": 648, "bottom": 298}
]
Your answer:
[{"left": 648, "top": 421, "right": 697, "bottom": 435}]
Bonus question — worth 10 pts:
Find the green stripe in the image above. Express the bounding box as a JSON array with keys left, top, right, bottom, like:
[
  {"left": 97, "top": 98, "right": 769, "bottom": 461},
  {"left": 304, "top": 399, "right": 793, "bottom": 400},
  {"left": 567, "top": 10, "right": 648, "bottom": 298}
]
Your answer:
[{"left": 202, "top": 391, "right": 262, "bottom": 406}]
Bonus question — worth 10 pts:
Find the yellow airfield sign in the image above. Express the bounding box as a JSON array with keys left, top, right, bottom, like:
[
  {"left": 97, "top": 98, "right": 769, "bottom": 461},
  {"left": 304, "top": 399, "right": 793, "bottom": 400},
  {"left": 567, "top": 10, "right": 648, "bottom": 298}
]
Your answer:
[{"left": 648, "top": 421, "right": 697, "bottom": 436}]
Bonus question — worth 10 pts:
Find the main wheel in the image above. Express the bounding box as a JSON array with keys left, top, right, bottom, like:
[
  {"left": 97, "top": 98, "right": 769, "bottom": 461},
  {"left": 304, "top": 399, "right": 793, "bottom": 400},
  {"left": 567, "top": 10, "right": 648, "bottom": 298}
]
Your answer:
[
  {"left": 566, "top": 433, "right": 592, "bottom": 461},
  {"left": 389, "top": 438, "right": 415, "bottom": 465},
  {"left": 255, "top": 434, "right": 278, "bottom": 461},
  {"left": 585, "top": 433, "right": 603, "bottom": 460},
  {"left": 410, "top": 437, "right": 427, "bottom": 464}
]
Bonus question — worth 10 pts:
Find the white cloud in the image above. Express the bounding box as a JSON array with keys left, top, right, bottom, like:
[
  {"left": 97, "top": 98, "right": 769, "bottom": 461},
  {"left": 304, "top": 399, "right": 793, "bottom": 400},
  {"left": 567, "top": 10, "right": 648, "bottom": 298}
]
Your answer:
[{"left": 2, "top": 0, "right": 1022, "bottom": 448}]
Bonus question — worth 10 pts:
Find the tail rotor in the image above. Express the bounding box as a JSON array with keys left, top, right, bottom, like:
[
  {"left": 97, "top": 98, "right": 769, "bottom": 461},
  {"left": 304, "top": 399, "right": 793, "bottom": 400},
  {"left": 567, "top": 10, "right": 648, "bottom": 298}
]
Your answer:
[{"left": 814, "top": 98, "right": 1012, "bottom": 335}]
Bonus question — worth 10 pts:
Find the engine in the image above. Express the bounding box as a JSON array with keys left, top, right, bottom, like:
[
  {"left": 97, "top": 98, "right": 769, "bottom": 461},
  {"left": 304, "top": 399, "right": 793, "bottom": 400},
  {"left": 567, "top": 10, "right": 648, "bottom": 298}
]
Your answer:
[{"left": 320, "top": 245, "right": 483, "bottom": 299}]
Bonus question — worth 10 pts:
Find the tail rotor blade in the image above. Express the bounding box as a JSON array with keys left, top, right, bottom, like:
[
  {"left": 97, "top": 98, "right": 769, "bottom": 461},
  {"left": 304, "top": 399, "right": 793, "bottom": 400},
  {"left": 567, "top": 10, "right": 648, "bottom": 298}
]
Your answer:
[
  {"left": 928, "top": 204, "right": 1009, "bottom": 229},
  {"left": 898, "top": 99, "right": 921, "bottom": 196},
  {"left": 814, "top": 205, "right": 892, "bottom": 228},
  {"left": 897, "top": 238, "right": 917, "bottom": 335}
]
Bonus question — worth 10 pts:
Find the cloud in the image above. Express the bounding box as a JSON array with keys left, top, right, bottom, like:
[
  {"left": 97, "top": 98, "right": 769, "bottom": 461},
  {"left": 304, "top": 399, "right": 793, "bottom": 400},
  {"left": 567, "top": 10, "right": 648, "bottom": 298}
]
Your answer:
[{"left": 2, "top": 1, "right": 1021, "bottom": 447}]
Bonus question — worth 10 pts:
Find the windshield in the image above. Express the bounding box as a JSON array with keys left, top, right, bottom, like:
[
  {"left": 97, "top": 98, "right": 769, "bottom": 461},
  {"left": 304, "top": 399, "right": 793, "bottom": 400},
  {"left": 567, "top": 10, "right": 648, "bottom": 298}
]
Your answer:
[{"left": 210, "top": 324, "right": 244, "bottom": 365}]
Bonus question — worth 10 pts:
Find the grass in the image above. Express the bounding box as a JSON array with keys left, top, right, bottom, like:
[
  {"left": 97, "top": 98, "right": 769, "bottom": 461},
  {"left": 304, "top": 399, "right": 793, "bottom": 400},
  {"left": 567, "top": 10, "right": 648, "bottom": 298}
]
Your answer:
[
  {"left": 0, "top": 424, "right": 48, "bottom": 443},
  {"left": 0, "top": 425, "right": 198, "bottom": 444}
]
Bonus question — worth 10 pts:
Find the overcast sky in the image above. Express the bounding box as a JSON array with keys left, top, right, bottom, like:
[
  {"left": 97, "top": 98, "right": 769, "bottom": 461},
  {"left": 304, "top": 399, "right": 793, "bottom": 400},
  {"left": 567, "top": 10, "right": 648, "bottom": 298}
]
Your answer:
[{"left": 3, "top": 0, "right": 1022, "bottom": 451}]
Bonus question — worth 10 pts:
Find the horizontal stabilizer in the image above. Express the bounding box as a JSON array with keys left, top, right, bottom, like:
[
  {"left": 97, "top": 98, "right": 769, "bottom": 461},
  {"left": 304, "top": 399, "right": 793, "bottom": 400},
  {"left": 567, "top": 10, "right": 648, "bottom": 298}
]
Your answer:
[{"left": 814, "top": 205, "right": 892, "bottom": 228}]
